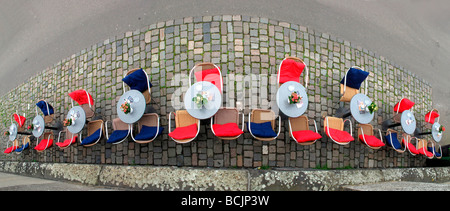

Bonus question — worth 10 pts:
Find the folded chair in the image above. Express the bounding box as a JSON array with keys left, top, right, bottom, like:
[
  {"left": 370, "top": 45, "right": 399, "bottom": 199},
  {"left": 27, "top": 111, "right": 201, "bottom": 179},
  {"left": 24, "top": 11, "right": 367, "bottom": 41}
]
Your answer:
[
  {"left": 424, "top": 109, "right": 440, "bottom": 129},
  {"left": 15, "top": 135, "right": 31, "bottom": 153},
  {"left": 277, "top": 56, "right": 309, "bottom": 88},
  {"left": 189, "top": 62, "right": 223, "bottom": 93},
  {"left": 211, "top": 108, "right": 244, "bottom": 140},
  {"left": 168, "top": 110, "right": 200, "bottom": 144},
  {"left": 34, "top": 132, "right": 54, "bottom": 152},
  {"left": 385, "top": 129, "right": 406, "bottom": 153},
  {"left": 69, "top": 89, "right": 95, "bottom": 119},
  {"left": 132, "top": 113, "right": 164, "bottom": 144},
  {"left": 4, "top": 139, "right": 19, "bottom": 154},
  {"left": 417, "top": 139, "right": 434, "bottom": 159},
  {"left": 56, "top": 128, "right": 78, "bottom": 149},
  {"left": 288, "top": 115, "right": 321, "bottom": 145},
  {"left": 358, "top": 124, "right": 385, "bottom": 149},
  {"left": 79, "top": 120, "right": 104, "bottom": 147},
  {"left": 105, "top": 118, "right": 131, "bottom": 144},
  {"left": 122, "top": 68, "right": 153, "bottom": 104},
  {"left": 324, "top": 116, "right": 354, "bottom": 145},
  {"left": 247, "top": 109, "right": 281, "bottom": 141},
  {"left": 339, "top": 66, "right": 369, "bottom": 102}
]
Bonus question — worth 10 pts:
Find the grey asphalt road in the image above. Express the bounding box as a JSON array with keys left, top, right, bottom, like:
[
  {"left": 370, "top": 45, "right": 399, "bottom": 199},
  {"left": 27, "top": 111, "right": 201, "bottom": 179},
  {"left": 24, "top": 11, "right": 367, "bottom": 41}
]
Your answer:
[
  {"left": 0, "top": 171, "right": 120, "bottom": 191},
  {"left": 1, "top": 0, "right": 449, "bottom": 143}
]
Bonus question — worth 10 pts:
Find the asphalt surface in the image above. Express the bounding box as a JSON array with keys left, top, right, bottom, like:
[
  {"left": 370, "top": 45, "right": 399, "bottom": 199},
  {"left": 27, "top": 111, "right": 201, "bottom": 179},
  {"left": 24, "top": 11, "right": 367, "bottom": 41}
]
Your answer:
[
  {"left": 1, "top": 0, "right": 449, "bottom": 144},
  {"left": 0, "top": 172, "right": 121, "bottom": 191}
]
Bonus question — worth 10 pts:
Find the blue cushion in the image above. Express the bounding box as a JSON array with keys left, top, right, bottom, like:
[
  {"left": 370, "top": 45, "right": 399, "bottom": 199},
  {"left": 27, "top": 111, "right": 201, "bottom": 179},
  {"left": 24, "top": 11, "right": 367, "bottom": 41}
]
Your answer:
[
  {"left": 340, "top": 67, "right": 369, "bottom": 89},
  {"left": 81, "top": 128, "right": 101, "bottom": 145},
  {"left": 36, "top": 101, "right": 54, "bottom": 116},
  {"left": 15, "top": 143, "right": 29, "bottom": 152},
  {"left": 385, "top": 133, "right": 402, "bottom": 150},
  {"left": 247, "top": 122, "right": 277, "bottom": 138},
  {"left": 107, "top": 130, "right": 129, "bottom": 144},
  {"left": 122, "top": 68, "right": 153, "bottom": 93},
  {"left": 428, "top": 147, "right": 441, "bottom": 157},
  {"left": 134, "top": 125, "right": 164, "bottom": 140}
]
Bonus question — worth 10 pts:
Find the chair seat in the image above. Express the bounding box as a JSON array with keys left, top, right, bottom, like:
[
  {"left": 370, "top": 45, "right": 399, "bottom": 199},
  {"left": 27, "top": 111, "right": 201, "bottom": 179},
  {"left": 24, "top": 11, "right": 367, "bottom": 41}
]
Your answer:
[
  {"left": 278, "top": 58, "right": 304, "bottom": 84},
  {"left": 419, "top": 147, "right": 433, "bottom": 157},
  {"left": 34, "top": 139, "right": 53, "bottom": 151},
  {"left": 385, "top": 133, "right": 402, "bottom": 150},
  {"left": 56, "top": 136, "right": 78, "bottom": 148},
  {"left": 213, "top": 123, "right": 243, "bottom": 137},
  {"left": 107, "top": 130, "right": 129, "bottom": 144},
  {"left": 135, "top": 125, "right": 164, "bottom": 140},
  {"left": 80, "top": 129, "right": 101, "bottom": 146},
  {"left": 394, "top": 98, "right": 415, "bottom": 113},
  {"left": 325, "top": 127, "right": 354, "bottom": 143},
  {"left": 247, "top": 122, "right": 277, "bottom": 138},
  {"left": 13, "top": 114, "right": 26, "bottom": 127},
  {"left": 292, "top": 130, "right": 322, "bottom": 143},
  {"left": 359, "top": 134, "right": 385, "bottom": 147},
  {"left": 429, "top": 147, "right": 441, "bottom": 157},
  {"left": 15, "top": 143, "right": 30, "bottom": 152},
  {"left": 169, "top": 123, "right": 198, "bottom": 140},
  {"left": 4, "top": 145, "right": 18, "bottom": 154}
]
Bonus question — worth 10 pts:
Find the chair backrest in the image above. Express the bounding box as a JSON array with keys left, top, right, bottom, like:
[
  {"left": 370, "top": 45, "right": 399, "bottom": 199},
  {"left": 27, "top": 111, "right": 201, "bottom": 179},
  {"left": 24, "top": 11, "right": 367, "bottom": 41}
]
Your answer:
[
  {"left": 289, "top": 115, "right": 309, "bottom": 132},
  {"left": 175, "top": 110, "right": 198, "bottom": 128},
  {"left": 340, "top": 66, "right": 368, "bottom": 102},
  {"left": 189, "top": 62, "right": 223, "bottom": 93},
  {"left": 214, "top": 108, "right": 239, "bottom": 125},
  {"left": 87, "top": 120, "right": 104, "bottom": 137},
  {"left": 277, "top": 56, "right": 308, "bottom": 88},
  {"left": 138, "top": 113, "right": 159, "bottom": 131},
  {"left": 112, "top": 118, "right": 129, "bottom": 131},
  {"left": 250, "top": 109, "right": 276, "bottom": 130},
  {"left": 340, "top": 84, "right": 359, "bottom": 102},
  {"left": 358, "top": 124, "right": 373, "bottom": 136},
  {"left": 324, "top": 116, "right": 344, "bottom": 131},
  {"left": 125, "top": 68, "right": 152, "bottom": 104},
  {"left": 43, "top": 132, "right": 54, "bottom": 140}
]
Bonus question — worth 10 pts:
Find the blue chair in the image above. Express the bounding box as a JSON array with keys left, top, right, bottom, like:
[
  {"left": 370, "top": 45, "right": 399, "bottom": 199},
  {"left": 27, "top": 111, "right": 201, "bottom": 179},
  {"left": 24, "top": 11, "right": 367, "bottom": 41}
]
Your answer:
[
  {"left": 385, "top": 129, "right": 406, "bottom": 153},
  {"left": 131, "top": 113, "right": 164, "bottom": 144},
  {"left": 105, "top": 118, "right": 130, "bottom": 145}
]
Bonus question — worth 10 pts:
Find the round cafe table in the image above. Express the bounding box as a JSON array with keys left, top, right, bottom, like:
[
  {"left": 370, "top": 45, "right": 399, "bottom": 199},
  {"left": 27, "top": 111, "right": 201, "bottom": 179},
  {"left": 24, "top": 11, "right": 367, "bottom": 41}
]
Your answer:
[
  {"left": 349, "top": 93, "right": 375, "bottom": 124},
  {"left": 400, "top": 110, "right": 416, "bottom": 135},
  {"left": 184, "top": 81, "right": 222, "bottom": 120},
  {"left": 66, "top": 106, "right": 86, "bottom": 134},
  {"left": 117, "top": 90, "right": 146, "bottom": 124},
  {"left": 431, "top": 122, "right": 443, "bottom": 143},
  {"left": 32, "top": 115, "right": 45, "bottom": 138},
  {"left": 7, "top": 123, "right": 18, "bottom": 141},
  {"left": 276, "top": 81, "right": 308, "bottom": 118}
]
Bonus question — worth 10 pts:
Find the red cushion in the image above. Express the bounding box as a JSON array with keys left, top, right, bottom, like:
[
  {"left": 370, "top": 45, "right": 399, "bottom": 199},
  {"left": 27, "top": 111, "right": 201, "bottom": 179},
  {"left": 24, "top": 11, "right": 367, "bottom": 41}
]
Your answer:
[
  {"left": 13, "top": 114, "right": 26, "bottom": 127},
  {"left": 69, "top": 90, "right": 94, "bottom": 106},
  {"left": 169, "top": 124, "right": 198, "bottom": 140},
  {"left": 4, "top": 145, "right": 18, "bottom": 154},
  {"left": 292, "top": 130, "right": 322, "bottom": 143},
  {"left": 359, "top": 134, "right": 385, "bottom": 147},
  {"left": 418, "top": 147, "right": 433, "bottom": 157},
  {"left": 212, "top": 123, "right": 244, "bottom": 137},
  {"left": 393, "top": 98, "right": 415, "bottom": 113},
  {"left": 34, "top": 139, "right": 53, "bottom": 151},
  {"left": 325, "top": 127, "right": 354, "bottom": 143},
  {"left": 194, "top": 68, "right": 222, "bottom": 93},
  {"left": 402, "top": 139, "right": 419, "bottom": 154},
  {"left": 278, "top": 59, "right": 305, "bottom": 84},
  {"left": 56, "top": 136, "right": 78, "bottom": 148},
  {"left": 425, "top": 111, "right": 440, "bottom": 124}
]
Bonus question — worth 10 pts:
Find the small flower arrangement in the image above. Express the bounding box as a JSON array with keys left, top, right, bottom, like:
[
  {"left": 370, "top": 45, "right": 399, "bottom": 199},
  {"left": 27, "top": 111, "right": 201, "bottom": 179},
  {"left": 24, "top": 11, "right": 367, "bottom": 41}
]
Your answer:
[
  {"left": 368, "top": 102, "right": 378, "bottom": 114},
  {"left": 192, "top": 93, "right": 208, "bottom": 108},
  {"left": 63, "top": 118, "right": 73, "bottom": 127},
  {"left": 439, "top": 125, "right": 445, "bottom": 133},
  {"left": 288, "top": 91, "right": 301, "bottom": 104},
  {"left": 27, "top": 124, "right": 34, "bottom": 130},
  {"left": 3, "top": 131, "right": 10, "bottom": 136},
  {"left": 120, "top": 100, "right": 132, "bottom": 114}
]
